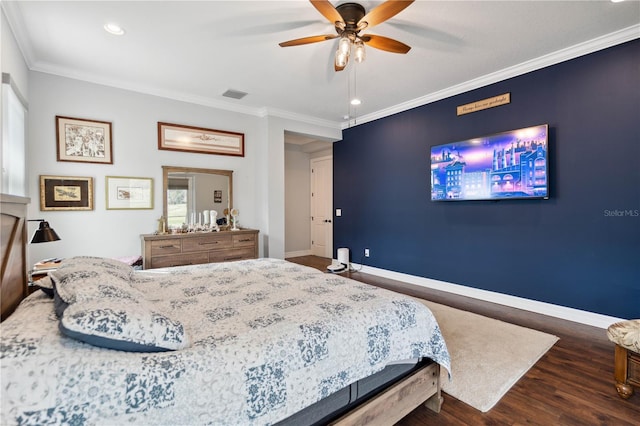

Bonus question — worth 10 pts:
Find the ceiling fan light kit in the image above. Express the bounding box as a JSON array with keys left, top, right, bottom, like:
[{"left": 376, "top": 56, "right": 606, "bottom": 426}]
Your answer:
[
  {"left": 354, "top": 40, "right": 366, "bottom": 63},
  {"left": 335, "top": 48, "right": 349, "bottom": 69},
  {"left": 279, "top": 0, "right": 414, "bottom": 71}
]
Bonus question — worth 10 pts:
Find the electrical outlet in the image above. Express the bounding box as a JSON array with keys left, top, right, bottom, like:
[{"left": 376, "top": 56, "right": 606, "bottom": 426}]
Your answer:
[{"left": 364, "top": 248, "right": 370, "bottom": 257}]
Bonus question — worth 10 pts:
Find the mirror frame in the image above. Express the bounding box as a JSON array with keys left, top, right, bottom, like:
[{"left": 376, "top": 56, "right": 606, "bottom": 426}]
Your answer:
[{"left": 162, "top": 165, "right": 233, "bottom": 222}]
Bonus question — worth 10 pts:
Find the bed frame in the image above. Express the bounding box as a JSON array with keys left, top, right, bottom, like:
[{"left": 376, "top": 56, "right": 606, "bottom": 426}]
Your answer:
[
  {"left": 0, "top": 193, "right": 442, "bottom": 424},
  {"left": 1, "top": 194, "right": 29, "bottom": 321},
  {"left": 330, "top": 362, "right": 442, "bottom": 425}
]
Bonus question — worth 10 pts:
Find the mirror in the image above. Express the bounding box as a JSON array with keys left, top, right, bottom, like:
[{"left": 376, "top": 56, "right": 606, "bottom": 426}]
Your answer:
[{"left": 162, "top": 166, "right": 233, "bottom": 229}]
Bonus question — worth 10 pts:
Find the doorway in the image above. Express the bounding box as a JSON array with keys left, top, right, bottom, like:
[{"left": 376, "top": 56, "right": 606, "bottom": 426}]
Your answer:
[
  {"left": 310, "top": 156, "right": 333, "bottom": 258},
  {"left": 284, "top": 133, "right": 333, "bottom": 259}
]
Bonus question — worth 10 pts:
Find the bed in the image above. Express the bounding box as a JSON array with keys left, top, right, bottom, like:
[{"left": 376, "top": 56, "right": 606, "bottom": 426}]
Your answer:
[{"left": 1, "top": 199, "right": 450, "bottom": 425}]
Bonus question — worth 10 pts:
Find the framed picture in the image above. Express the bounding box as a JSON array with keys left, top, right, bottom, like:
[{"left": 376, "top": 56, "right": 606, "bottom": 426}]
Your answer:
[
  {"left": 56, "top": 116, "right": 113, "bottom": 164},
  {"left": 158, "top": 122, "right": 244, "bottom": 157},
  {"left": 214, "top": 190, "right": 222, "bottom": 203},
  {"left": 40, "top": 175, "right": 94, "bottom": 211},
  {"left": 106, "top": 176, "right": 153, "bottom": 210}
]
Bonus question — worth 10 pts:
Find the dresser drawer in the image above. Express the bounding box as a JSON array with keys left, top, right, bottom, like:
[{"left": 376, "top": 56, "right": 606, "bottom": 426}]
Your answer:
[
  {"left": 233, "top": 233, "right": 256, "bottom": 248},
  {"left": 141, "top": 229, "right": 259, "bottom": 270},
  {"left": 150, "top": 239, "right": 182, "bottom": 256},
  {"left": 209, "top": 247, "right": 256, "bottom": 263},
  {"left": 182, "top": 234, "right": 233, "bottom": 252},
  {"left": 150, "top": 252, "right": 209, "bottom": 269}
]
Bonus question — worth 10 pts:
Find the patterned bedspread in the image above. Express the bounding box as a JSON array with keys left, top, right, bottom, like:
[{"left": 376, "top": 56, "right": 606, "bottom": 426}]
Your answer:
[{"left": 1, "top": 258, "right": 450, "bottom": 425}]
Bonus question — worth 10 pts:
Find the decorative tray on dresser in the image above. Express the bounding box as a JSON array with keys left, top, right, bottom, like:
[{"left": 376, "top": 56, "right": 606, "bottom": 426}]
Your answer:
[{"left": 140, "top": 228, "right": 259, "bottom": 270}]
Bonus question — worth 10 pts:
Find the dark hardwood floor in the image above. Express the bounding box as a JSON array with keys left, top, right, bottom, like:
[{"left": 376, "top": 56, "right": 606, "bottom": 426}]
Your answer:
[{"left": 286, "top": 255, "right": 639, "bottom": 425}]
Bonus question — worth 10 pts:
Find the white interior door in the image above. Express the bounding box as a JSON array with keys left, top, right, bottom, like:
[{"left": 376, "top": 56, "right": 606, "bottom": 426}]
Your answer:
[{"left": 310, "top": 156, "right": 333, "bottom": 258}]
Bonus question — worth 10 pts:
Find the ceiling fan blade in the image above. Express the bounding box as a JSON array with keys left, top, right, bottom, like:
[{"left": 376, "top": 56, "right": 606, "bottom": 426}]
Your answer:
[
  {"left": 361, "top": 34, "right": 411, "bottom": 54},
  {"left": 279, "top": 34, "right": 338, "bottom": 47},
  {"left": 310, "top": 0, "right": 344, "bottom": 25},
  {"left": 358, "top": 0, "right": 414, "bottom": 30}
]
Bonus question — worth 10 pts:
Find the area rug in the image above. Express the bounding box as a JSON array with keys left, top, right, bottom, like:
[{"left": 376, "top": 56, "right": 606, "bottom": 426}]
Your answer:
[{"left": 414, "top": 298, "right": 559, "bottom": 412}]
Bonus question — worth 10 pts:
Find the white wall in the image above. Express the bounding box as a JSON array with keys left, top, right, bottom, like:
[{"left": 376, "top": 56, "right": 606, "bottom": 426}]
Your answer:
[
  {"left": 25, "top": 71, "right": 342, "bottom": 266},
  {"left": 284, "top": 145, "right": 311, "bottom": 255},
  {"left": 26, "top": 71, "right": 266, "bottom": 264}
]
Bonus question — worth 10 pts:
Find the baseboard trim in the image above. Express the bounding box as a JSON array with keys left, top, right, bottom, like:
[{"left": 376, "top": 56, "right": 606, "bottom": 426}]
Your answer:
[
  {"left": 353, "top": 263, "right": 624, "bottom": 329},
  {"left": 285, "top": 249, "right": 312, "bottom": 259}
]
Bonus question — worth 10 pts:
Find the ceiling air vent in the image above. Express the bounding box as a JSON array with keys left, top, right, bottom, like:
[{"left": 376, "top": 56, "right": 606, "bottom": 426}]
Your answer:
[{"left": 222, "top": 89, "right": 248, "bottom": 100}]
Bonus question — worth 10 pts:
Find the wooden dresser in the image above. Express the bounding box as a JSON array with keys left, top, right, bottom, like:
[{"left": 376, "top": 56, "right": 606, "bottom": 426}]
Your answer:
[{"left": 141, "top": 229, "right": 259, "bottom": 269}]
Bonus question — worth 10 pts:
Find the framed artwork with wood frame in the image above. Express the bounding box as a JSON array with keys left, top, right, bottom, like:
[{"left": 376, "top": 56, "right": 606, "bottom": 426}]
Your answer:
[
  {"left": 105, "top": 176, "right": 154, "bottom": 210},
  {"left": 56, "top": 116, "right": 113, "bottom": 164},
  {"left": 40, "top": 175, "right": 94, "bottom": 211},
  {"left": 158, "top": 122, "right": 244, "bottom": 157}
]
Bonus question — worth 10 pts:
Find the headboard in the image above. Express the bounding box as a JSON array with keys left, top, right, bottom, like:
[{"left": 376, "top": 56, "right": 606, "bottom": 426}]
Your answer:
[{"left": 1, "top": 193, "right": 30, "bottom": 321}]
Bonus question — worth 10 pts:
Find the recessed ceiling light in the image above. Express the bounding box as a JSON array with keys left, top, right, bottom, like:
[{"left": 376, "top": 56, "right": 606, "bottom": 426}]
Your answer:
[
  {"left": 350, "top": 98, "right": 362, "bottom": 106},
  {"left": 104, "top": 23, "right": 125, "bottom": 36}
]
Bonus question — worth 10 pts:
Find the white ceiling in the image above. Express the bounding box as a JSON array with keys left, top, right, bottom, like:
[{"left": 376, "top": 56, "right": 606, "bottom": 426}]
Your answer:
[{"left": 4, "top": 0, "right": 640, "bottom": 133}]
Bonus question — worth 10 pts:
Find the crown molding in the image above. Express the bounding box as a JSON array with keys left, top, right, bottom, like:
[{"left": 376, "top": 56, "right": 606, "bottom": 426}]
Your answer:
[
  {"left": 30, "top": 60, "right": 272, "bottom": 117},
  {"left": 29, "top": 59, "right": 343, "bottom": 128},
  {"left": 4, "top": 0, "right": 637, "bottom": 132},
  {"left": 1, "top": 1, "right": 35, "bottom": 67},
  {"left": 344, "top": 24, "right": 640, "bottom": 129},
  {"left": 262, "top": 106, "right": 342, "bottom": 129}
]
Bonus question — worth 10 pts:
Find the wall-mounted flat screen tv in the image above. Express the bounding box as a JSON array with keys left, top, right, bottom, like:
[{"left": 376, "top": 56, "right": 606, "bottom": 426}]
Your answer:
[{"left": 430, "top": 124, "right": 549, "bottom": 201}]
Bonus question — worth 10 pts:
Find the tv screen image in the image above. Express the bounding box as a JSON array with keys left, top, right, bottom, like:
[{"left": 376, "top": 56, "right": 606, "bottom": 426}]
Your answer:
[{"left": 430, "top": 124, "right": 549, "bottom": 201}]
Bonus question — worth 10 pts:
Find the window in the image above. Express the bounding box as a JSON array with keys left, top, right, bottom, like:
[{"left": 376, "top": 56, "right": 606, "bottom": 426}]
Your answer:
[
  {"left": 167, "top": 176, "right": 191, "bottom": 227},
  {"left": 1, "top": 73, "right": 27, "bottom": 196}
]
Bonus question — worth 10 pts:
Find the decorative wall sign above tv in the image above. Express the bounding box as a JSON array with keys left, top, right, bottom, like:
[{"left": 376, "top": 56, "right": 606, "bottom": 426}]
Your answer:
[
  {"left": 56, "top": 116, "right": 113, "bottom": 164},
  {"left": 158, "top": 122, "right": 244, "bottom": 157},
  {"left": 430, "top": 124, "right": 549, "bottom": 201},
  {"left": 456, "top": 93, "right": 510, "bottom": 116}
]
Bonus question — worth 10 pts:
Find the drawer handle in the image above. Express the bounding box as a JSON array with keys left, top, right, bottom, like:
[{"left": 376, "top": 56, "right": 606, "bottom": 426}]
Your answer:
[
  {"left": 159, "top": 244, "right": 177, "bottom": 249},
  {"left": 173, "top": 262, "right": 192, "bottom": 266},
  {"left": 225, "top": 256, "right": 243, "bottom": 261},
  {"left": 200, "top": 241, "right": 218, "bottom": 245},
  {"left": 238, "top": 239, "right": 252, "bottom": 242}
]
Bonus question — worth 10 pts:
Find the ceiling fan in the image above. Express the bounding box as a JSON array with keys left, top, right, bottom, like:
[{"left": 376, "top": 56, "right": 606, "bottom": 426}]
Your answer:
[{"left": 279, "top": 0, "right": 414, "bottom": 71}]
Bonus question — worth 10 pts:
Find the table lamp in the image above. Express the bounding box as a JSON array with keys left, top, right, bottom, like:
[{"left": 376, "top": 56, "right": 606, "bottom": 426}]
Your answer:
[{"left": 29, "top": 219, "right": 61, "bottom": 243}]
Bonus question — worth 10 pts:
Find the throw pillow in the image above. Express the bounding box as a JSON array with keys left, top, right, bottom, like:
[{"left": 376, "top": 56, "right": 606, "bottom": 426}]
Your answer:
[{"left": 59, "top": 299, "right": 190, "bottom": 352}]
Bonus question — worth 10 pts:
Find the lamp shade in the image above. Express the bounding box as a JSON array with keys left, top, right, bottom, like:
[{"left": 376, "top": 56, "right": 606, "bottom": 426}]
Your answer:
[{"left": 30, "top": 220, "right": 61, "bottom": 244}]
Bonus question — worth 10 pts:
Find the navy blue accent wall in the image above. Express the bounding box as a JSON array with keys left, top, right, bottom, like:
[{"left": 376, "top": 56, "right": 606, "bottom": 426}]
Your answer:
[{"left": 334, "top": 40, "right": 640, "bottom": 319}]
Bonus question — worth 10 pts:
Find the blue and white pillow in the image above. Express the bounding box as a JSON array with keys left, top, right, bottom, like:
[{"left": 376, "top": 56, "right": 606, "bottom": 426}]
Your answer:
[
  {"left": 59, "top": 299, "right": 190, "bottom": 352},
  {"left": 54, "top": 256, "right": 134, "bottom": 279},
  {"left": 50, "top": 257, "right": 141, "bottom": 305},
  {"left": 49, "top": 256, "right": 191, "bottom": 352}
]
